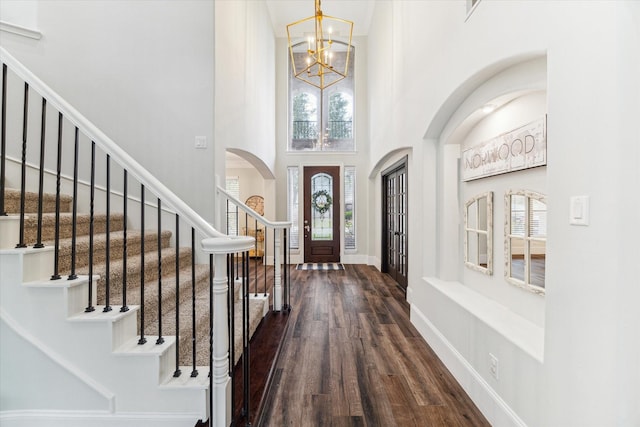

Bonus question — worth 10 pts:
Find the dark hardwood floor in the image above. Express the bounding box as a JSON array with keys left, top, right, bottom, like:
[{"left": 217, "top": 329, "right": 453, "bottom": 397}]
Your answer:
[{"left": 258, "top": 264, "right": 490, "bottom": 427}]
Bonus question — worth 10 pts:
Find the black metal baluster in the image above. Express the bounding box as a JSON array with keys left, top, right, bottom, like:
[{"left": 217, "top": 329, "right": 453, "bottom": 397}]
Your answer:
[
  {"left": 242, "top": 250, "right": 250, "bottom": 419},
  {"left": 284, "top": 228, "right": 290, "bottom": 311},
  {"left": 156, "top": 198, "right": 164, "bottom": 345},
  {"left": 228, "top": 253, "right": 234, "bottom": 376},
  {"left": 51, "top": 113, "right": 63, "bottom": 280},
  {"left": 173, "top": 214, "right": 181, "bottom": 377},
  {"left": 208, "top": 253, "right": 214, "bottom": 424},
  {"left": 138, "top": 184, "right": 147, "bottom": 345},
  {"left": 85, "top": 142, "right": 96, "bottom": 312},
  {"left": 273, "top": 229, "right": 276, "bottom": 306},
  {"left": 190, "top": 227, "right": 198, "bottom": 377},
  {"left": 254, "top": 218, "right": 258, "bottom": 297},
  {"left": 0, "top": 63, "right": 7, "bottom": 216},
  {"left": 67, "top": 127, "right": 79, "bottom": 280},
  {"left": 120, "top": 170, "right": 129, "bottom": 312},
  {"left": 104, "top": 155, "right": 112, "bottom": 312},
  {"left": 228, "top": 252, "right": 236, "bottom": 420},
  {"left": 263, "top": 227, "right": 268, "bottom": 297},
  {"left": 16, "top": 83, "right": 28, "bottom": 249},
  {"left": 235, "top": 205, "right": 239, "bottom": 280},
  {"left": 34, "top": 98, "right": 46, "bottom": 248}
]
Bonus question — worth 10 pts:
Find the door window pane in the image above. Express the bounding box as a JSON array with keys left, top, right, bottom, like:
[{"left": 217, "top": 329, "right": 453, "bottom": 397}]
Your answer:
[{"left": 311, "top": 173, "right": 333, "bottom": 241}]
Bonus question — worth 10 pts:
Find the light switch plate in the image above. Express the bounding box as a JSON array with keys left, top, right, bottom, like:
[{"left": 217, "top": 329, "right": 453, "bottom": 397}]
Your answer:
[
  {"left": 195, "top": 136, "right": 207, "bottom": 149},
  {"left": 570, "top": 196, "right": 589, "bottom": 226}
]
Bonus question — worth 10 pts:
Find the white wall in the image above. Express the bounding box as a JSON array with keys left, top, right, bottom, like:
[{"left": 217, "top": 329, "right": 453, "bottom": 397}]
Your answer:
[
  {"left": 215, "top": 0, "right": 276, "bottom": 179},
  {"left": 0, "top": 0, "right": 217, "bottom": 223},
  {"left": 368, "top": 1, "right": 640, "bottom": 426},
  {"left": 0, "top": 0, "right": 38, "bottom": 29}
]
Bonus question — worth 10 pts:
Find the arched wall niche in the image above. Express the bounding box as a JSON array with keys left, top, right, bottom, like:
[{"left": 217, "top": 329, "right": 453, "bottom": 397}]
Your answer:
[
  {"left": 425, "top": 53, "right": 547, "bottom": 143},
  {"left": 426, "top": 53, "right": 548, "bottom": 327}
]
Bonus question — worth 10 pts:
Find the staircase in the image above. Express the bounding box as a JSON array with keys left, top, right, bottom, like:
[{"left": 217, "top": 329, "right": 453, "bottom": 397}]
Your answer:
[
  {"left": 2, "top": 187, "right": 266, "bottom": 367},
  {"left": 0, "top": 185, "right": 267, "bottom": 426},
  {"left": 0, "top": 47, "right": 287, "bottom": 427}
]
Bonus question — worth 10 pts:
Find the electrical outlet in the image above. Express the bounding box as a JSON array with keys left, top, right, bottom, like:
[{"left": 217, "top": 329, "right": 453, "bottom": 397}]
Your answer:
[{"left": 489, "top": 353, "right": 499, "bottom": 380}]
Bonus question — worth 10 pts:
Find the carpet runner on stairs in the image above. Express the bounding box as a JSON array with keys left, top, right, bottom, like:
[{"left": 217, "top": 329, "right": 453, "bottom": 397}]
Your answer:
[{"left": 2, "top": 187, "right": 266, "bottom": 367}]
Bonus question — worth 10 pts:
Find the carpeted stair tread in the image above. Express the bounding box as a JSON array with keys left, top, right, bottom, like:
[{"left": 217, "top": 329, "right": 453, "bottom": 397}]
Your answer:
[
  {"left": 77, "top": 245, "right": 193, "bottom": 299},
  {"left": 130, "top": 264, "right": 211, "bottom": 329},
  {"left": 51, "top": 229, "right": 172, "bottom": 272},
  {"left": 3, "top": 188, "right": 72, "bottom": 214},
  {"left": 19, "top": 212, "right": 125, "bottom": 245}
]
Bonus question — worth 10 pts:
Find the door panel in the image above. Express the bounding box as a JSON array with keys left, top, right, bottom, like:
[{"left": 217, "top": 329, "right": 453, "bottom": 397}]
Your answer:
[
  {"left": 304, "top": 166, "right": 340, "bottom": 263},
  {"left": 382, "top": 161, "right": 408, "bottom": 289}
]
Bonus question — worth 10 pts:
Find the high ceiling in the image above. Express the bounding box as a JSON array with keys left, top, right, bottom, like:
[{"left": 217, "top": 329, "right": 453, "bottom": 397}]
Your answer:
[{"left": 265, "top": 0, "right": 376, "bottom": 38}]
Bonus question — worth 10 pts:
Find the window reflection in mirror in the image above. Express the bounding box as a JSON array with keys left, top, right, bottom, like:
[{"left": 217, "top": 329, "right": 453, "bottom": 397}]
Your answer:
[
  {"left": 505, "top": 191, "right": 546, "bottom": 294},
  {"left": 464, "top": 192, "right": 493, "bottom": 275}
]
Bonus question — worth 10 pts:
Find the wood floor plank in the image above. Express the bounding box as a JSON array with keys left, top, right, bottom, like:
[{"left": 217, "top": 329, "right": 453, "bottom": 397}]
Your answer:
[{"left": 259, "top": 265, "right": 489, "bottom": 427}]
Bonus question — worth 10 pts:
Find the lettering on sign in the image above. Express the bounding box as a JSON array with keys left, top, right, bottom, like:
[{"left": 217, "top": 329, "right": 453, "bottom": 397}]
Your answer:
[{"left": 462, "top": 116, "right": 546, "bottom": 181}]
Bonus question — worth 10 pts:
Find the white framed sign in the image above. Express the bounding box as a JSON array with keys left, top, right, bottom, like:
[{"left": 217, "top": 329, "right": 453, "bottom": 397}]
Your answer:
[{"left": 462, "top": 116, "right": 546, "bottom": 181}]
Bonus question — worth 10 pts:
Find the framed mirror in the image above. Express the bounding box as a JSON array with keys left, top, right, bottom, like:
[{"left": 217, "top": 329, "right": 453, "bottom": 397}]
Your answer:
[
  {"left": 505, "top": 190, "right": 546, "bottom": 295},
  {"left": 464, "top": 191, "right": 493, "bottom": 275}
]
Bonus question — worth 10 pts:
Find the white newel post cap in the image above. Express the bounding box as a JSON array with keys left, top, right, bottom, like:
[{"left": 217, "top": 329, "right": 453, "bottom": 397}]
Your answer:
[{"left": 201, "top": 235, "right": 255, "bottom": 255}]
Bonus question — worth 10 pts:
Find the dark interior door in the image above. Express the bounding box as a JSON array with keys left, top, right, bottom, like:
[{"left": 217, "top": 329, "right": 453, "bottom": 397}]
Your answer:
[
  {"left": 304, "top": 166, "right": 340, "bottom": 263},
  {"left": 382, "top": 160, "right": 408, "bottom": 289}
]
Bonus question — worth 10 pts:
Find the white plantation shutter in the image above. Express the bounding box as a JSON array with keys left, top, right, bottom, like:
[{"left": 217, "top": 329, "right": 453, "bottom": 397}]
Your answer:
[
  {"left": 287, "top": 167, "right": 299, "bottom": 249},
  {"left": 226, "top": 177, "right": 240, "bottom": 236},
  {"left": 344, "top": 166, "right": 356, "bottom": 249}
]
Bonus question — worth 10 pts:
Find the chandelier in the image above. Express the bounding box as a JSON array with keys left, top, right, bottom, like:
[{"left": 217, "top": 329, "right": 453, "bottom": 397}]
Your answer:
[{"left": 286, "top": 0, "right": 353, "bottom": 90}]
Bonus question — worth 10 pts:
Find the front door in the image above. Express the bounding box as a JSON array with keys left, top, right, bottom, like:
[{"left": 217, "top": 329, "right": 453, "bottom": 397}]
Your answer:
[
  {"left": 382, "top": 159, "right": 408, "bottom": 289},
  {"left": 303, "top": 166, "right": 340, "bottom": 263}
]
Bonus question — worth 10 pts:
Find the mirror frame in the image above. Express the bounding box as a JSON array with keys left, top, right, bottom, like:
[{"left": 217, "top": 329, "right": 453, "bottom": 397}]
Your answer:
[{"left": 504, "top": 189, "right": 547, "bottom": 295}]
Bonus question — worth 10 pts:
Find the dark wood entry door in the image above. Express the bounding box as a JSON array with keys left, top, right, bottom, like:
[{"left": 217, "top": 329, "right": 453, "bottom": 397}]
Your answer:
[
  {"left": 382, "top": 160, "right": 408, "bottom": 289},
  {"left": 304, "top": 166, "right": 340, "bottom": 263}
]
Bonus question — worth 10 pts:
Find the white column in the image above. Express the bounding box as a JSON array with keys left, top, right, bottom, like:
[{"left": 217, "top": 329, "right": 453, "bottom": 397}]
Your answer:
[
  {"left": 211, "top": 253, "right": 231, "bottom": 427},
  {"left": 201, "top": 235, "right": 253, "bottom": 427}
]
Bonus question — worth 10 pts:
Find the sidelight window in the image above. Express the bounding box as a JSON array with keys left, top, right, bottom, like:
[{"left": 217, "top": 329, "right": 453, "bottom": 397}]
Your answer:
[{"left": 344, "top": 166, "right": 356, "bottom": 250}]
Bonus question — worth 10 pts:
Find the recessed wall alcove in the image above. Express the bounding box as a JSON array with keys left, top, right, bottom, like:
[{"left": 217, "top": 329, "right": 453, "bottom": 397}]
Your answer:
[{"left": 412, "top": 54, "right": 548, "bottom": 427}]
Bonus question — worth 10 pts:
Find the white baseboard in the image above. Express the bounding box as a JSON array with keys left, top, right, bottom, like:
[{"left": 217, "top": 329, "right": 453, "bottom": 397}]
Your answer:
[
  {"left": 367, "top": 256, "right": 381, "bottom": 270},
  {"left": 0, "top": 410, "right": 202, "bottom": 427},
  {"left": 342, "top": 253, "right": 368, "bottom": 264},
  {"left": 410, "top": 304, "right": 527, "bottom": 427}
]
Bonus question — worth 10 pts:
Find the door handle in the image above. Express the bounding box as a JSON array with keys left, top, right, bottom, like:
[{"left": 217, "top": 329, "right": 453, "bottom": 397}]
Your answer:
[{"left": 304, "top": 225, "right": 310, "bottom": 232}]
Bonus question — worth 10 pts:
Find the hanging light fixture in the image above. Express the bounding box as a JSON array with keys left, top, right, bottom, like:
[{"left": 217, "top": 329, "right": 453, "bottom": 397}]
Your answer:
[{"left": 287, "top": 0, "right": 354, "bottom": 90}]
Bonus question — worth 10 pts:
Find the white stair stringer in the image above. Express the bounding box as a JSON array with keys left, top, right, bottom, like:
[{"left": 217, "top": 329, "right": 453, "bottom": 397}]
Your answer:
[{"left": 0, "top": 247, "right": 209, "bottom": 426}]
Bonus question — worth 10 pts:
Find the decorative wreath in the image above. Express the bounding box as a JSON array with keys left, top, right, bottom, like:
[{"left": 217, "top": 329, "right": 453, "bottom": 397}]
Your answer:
[{"left": 311, "top": 189, "right": 333, "bottom": 215}]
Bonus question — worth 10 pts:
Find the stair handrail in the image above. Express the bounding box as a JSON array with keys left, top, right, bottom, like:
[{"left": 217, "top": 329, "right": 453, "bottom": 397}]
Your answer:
[
  {"left": 216, "top": 185, "right": 291, "bottom": 230},
  {"left": 0, "top": 46, "right": 246, "bottom": 246}
]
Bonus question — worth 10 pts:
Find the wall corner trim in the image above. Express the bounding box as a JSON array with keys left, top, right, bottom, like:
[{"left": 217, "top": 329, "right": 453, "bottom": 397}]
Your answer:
[
  {"left": 0, "top": 21, "right": 42, "bottom": 40},
  {"left": 410, "top": 302, "right": 529, "bottom": 427}
]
